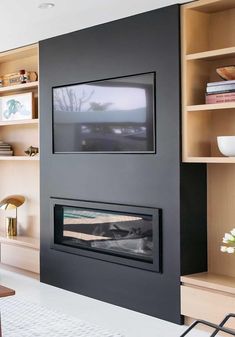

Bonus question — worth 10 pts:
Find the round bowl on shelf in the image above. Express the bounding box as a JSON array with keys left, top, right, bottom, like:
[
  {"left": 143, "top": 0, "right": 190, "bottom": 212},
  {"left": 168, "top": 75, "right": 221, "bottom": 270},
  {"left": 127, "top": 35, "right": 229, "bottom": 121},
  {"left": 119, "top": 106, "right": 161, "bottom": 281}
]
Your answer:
[
  {"left": 216, "top": 66, "right": 235, "bottom": 81},
  {"left": 217, "top": 136, "right": 235, "bottom": 157}
]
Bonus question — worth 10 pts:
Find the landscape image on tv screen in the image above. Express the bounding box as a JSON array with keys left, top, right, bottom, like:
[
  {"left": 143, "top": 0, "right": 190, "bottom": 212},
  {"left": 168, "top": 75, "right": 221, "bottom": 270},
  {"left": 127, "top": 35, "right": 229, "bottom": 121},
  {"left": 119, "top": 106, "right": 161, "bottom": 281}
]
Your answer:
[{"left": 52, "top": 72, "right": 155, "bottom": 153}]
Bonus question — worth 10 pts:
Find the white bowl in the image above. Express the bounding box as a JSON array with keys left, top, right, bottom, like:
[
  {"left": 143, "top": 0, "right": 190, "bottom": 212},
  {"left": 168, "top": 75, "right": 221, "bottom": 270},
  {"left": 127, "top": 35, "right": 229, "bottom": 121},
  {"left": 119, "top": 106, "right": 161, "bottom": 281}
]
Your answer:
[{"left": 217, "top": 136, "right": 235, "bottom": 157}]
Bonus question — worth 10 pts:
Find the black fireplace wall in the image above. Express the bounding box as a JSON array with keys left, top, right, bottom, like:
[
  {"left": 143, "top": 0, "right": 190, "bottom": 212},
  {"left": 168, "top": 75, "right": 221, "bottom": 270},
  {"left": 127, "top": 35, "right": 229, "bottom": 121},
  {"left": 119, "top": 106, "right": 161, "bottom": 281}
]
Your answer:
[{"left": 39, "top": 5, "right": 207, "bottom": 324}]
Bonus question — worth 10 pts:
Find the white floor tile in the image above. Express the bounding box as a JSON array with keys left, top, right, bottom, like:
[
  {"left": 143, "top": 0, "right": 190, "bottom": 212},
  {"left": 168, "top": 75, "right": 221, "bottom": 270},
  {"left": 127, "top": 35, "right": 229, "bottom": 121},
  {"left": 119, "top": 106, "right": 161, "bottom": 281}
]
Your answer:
[{"left": 0, "top": 268, "right": 209, "bottom": 337}]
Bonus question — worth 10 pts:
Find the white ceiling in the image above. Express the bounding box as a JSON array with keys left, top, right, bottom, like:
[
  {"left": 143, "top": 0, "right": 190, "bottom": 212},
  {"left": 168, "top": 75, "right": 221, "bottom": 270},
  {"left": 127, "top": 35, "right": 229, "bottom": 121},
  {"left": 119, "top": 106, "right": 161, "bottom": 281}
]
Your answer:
[{"left": 0, "top": 0, "right": 192, "bottom": 52}]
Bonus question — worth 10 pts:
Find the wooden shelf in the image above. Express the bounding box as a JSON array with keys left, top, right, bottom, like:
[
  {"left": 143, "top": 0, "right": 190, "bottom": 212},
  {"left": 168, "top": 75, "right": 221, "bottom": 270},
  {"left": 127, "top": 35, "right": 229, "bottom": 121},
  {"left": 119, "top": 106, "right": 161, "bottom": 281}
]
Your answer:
[
  {"left": 187, "top": 103, "right": 235, "bottom": 112},
  {"left": 181, "top": 272, "right": 235, "bottom": 295},
  {"left": 0, "top": 81, "right": 38, "bottom": 94},
  {"left": 0, "top": 232, "right": 39, "bottom": 250},
  {"left": 184, "top": 157, "right": 235, "bottom": 163},
  {"left": 186, "top": 47, "right": 235, "bottom": 61},
  {"left": 184, "top": 0, "right": 235, "bottom": 13},
  {"left": 0, "top": 44, "right": 38, "bottom": 63},
  {"left": 0, "top": 118, "right": 39, "bottom": 126},
  {"left": 0, "top": 156, "right": 39, "bottom": 161}
]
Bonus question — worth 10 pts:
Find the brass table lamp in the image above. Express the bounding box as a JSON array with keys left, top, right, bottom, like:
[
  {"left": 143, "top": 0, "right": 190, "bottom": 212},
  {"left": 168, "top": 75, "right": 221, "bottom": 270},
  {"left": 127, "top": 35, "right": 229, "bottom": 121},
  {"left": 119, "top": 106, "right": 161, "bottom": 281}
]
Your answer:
[{"left": 0, "top": 195, "right": 25, "bottom": 236}]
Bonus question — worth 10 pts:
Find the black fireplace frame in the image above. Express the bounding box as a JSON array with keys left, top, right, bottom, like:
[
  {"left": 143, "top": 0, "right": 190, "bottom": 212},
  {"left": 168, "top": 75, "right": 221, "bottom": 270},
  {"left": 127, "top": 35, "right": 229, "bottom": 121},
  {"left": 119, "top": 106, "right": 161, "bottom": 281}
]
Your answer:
[{"left": 50, "top": 198, "right": 162, "bottom": 272}]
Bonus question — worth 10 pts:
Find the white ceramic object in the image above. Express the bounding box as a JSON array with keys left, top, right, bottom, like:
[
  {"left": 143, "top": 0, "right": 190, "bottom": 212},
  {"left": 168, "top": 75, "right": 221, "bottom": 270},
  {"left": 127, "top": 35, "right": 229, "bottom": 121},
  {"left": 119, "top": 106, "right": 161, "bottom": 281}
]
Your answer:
[{"left": 217, "top": 136, "right": 235, "bottom": 157}]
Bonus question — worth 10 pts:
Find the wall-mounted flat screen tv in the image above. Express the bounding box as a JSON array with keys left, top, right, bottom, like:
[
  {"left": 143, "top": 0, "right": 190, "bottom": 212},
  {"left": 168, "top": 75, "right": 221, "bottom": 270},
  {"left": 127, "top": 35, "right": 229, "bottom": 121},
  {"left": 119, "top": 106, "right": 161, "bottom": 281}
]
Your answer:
[{"left": 52, "top": 72, "right": 156, "bottom": 153}]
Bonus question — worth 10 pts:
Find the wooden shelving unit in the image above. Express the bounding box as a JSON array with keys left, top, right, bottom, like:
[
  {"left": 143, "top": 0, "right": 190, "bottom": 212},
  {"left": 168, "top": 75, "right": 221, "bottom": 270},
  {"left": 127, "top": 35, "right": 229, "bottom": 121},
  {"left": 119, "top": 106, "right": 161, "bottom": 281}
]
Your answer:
[
  {"left": 186, "top": 47, "right": 235, "bottom": 61},
  {"left": 182, "top": 0, "right": 235, "bottom": 163},
  {"left": 181, "top": 0, "right": 235, "bottom": 328},
  {"left": 0, "top": 156, "right": 39, "bottom": 161},
  {"left": 181, "top": 272, "right": 235, "bottom": 294},
  {"left": 0, "top": 44, "right": 40, "bottom": 275},
  {"left": 0, "top": 118, "right": 39, "bottom": 126},
  {"left": 0, "top": 232, "right": 39, "bottom": 250},
  {"left": 0, "top": 81, "right": 38, "bottom": 94},
  {"left": 186, "top": 156, "right": 235, "bottom": 163},
  {"left": 187, "top": 102, "right": 235, "bottom": 111}
]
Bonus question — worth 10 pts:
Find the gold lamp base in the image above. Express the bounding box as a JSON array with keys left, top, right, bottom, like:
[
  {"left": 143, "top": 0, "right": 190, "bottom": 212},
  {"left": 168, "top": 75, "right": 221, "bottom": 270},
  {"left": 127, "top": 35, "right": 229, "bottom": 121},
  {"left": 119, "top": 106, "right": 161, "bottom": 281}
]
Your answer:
[{"left": 5, "top": 217, "right": 17, "bottom": 236}]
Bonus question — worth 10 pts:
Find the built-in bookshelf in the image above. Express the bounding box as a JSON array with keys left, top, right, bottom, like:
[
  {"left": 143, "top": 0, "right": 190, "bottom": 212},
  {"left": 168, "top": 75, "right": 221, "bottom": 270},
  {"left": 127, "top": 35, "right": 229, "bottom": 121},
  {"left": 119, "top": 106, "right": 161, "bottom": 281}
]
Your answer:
[
  {"left": 182, "top": 0, "right": 235, "bottom": 162},
  {"left": 181, "top": 0, "right": 235, "bottom": 328},
  {"left": 0, "top": 44, "right": 40, "bottom": 274}
]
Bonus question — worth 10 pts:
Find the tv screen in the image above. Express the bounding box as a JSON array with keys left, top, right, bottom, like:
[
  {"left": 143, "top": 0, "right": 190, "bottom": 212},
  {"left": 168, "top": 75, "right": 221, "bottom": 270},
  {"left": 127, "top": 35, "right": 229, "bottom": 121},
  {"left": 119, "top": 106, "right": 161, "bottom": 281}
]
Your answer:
[{"left": 52, "top": 72, "right": 155, "bottom": 153}]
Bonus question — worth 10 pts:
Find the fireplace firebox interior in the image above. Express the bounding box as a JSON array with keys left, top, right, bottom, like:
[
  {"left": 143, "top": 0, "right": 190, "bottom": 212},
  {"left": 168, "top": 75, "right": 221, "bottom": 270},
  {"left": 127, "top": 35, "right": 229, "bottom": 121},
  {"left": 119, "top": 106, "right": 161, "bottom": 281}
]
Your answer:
[{"left": 51, "top": 199, "right": 161, "bottom": 272}]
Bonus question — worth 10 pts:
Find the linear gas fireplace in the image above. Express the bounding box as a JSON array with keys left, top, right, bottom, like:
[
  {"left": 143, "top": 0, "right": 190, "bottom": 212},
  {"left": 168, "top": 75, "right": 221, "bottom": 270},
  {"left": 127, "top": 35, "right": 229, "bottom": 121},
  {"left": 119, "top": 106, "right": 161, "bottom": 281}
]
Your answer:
[{"left": 51, "top": 198, "right": 161, "bottom": 272}]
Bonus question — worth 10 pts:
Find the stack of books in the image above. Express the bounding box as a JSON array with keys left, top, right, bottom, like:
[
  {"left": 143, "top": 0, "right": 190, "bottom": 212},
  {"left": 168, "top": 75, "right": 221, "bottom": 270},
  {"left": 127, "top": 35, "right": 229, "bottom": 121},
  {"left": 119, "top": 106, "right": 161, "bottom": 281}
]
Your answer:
[
  {"left": 206, "top": 80, "right": 235, "bottom": 104},
  {"left": 0, "top": 140, "right": 13, "bottom": 156}
]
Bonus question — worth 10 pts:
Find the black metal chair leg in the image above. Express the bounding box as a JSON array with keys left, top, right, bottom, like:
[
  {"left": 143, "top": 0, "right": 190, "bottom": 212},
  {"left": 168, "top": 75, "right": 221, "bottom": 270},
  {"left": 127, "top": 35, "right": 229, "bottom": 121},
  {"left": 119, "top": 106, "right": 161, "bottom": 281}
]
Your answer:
[
  {"left": 210, "top": 313, "right": 235, "bottom": 337},
  {"left": 180, "top": 319, "right": 235, "bottom": 337}
]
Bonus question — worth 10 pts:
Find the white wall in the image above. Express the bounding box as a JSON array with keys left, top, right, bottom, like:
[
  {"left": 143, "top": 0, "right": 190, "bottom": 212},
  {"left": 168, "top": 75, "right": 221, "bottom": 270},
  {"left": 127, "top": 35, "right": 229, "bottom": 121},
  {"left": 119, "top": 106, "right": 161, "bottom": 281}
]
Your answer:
[{"left": 0, "top": 0, "right": 192, "bottom": 52}]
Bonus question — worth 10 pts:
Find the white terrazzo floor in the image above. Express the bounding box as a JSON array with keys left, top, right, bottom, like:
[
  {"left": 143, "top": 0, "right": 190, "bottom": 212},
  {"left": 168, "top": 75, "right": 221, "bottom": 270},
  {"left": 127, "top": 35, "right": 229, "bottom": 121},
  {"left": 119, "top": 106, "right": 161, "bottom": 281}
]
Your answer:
[{"left": 0, "top": 267, "right": 210, "bottom": 337}]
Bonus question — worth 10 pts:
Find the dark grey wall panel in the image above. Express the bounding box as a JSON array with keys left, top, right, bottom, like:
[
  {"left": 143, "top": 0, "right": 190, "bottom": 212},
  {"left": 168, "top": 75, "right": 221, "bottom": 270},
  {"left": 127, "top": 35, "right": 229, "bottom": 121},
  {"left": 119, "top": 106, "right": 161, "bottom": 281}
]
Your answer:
[{"left": 39, "top": 5, "right": 207, "bottom": 324}]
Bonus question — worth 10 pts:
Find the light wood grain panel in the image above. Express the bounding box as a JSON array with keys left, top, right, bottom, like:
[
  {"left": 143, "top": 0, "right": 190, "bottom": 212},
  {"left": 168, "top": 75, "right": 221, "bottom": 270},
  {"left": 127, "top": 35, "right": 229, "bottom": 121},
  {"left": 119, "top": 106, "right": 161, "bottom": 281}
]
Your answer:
[
  {"left": 187, "top": 47, "right": 235, "bottom": 61},
  {"left": 210, "top": 109, "right": 235, "bottom": 156},
  {"left": 0, "top": 123, "right": 39, "bottom": 156},
  {"left": 187, "top": 103, "right": 235, "bottom": 111},
  {"left": 185, "top": 157, "right": 235, "bottom": 163},
  {"left": 0, "top": 119, "right": 38, "bottom": 126},
  {"left": 183, "top": 4, "right": 235, "bottom": 52},
  {"left": 0, "top": 81, "right": 38, "bottom": 94},
  {"left": 184, "top": 0, "right": 235, "bottom": 13},
  {"left": 181, "top": 273, "right": 235, "bottom": 294},
  {"left": 181, "top": 4, "right": 188, "bottom": 161},
  {"left": 182, "top": 1, "right": 235, "bottom": 161},
  {"left": 0, "top": 44, "right": 38, "bottom": 63},
  {"left": 187, "top": 110, "right": 212, "bottom": 157},
  {"left": 186, "top": 56, "right": 235, "bottom": 107},
  {"left": 183, "top": 8, "right": 210, "bottom": 54},
  {"left": 209, "top": 8, "right": 235, "bottom": 51},
  {"left": 0, "top": 232, "right": 39, "bottom": 249},
  {"left": 0, "top": 262, "right": 39, "bottom": 279},
  {"left": 0, "top": 161, "right": 40, "bottom": 239},
  {"left": 0, "top": 55, "right": 38, "bottom": 77},
  {"left": 0, "top": 156, "right": 39, "bottom": 161},
  {"left": 208, "top": 165, "right": 235, "bottom": 277},
  {"left": 181, "top": 285, "right": 235, "bottom": 328},
  {"left": 0, "top": 44, "right": 40, "bottom": 275},
  {"left": 1, "top": 243, "right": 39, "bottom": 273},
  {"left": 186, "top": 60, "right": 210, "bottom": 106}
]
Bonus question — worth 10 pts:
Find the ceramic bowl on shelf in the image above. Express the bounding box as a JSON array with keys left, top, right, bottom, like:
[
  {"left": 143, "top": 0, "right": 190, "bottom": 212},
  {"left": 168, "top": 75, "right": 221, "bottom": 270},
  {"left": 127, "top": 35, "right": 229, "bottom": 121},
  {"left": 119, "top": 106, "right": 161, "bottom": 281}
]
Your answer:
[
  {"left": 216, "top": 66, "right": 235, "bottom": 80},
  {"left": 217, "top": 136, "right": 235, "bottom": 157}
]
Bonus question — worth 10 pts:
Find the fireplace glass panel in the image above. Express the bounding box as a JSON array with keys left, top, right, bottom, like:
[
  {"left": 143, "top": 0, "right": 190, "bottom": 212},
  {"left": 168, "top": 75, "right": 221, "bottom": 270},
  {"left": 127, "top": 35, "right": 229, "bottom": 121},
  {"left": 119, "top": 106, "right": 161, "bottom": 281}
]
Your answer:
[{"left": 56, "top": 206, "right": 153, "bottom": 262}]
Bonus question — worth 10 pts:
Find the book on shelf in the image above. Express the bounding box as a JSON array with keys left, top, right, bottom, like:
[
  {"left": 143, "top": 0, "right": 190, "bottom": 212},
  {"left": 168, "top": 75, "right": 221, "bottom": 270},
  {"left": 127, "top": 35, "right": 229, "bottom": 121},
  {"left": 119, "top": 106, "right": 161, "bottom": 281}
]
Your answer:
[
  {"left": 0, "top": 141, "right": 13, "bottom": 155},
  {"left": 206, "top": 80, "right": 235, "bottom": 94},
  {"left": 206, "top": 92, "right": 235, "bottom": 104},
  {"left": 207, "top": 87, "right": 235, "bottom": 94},
  {"left": 207, "top": 80, "right": 235, "bottom": 87}
]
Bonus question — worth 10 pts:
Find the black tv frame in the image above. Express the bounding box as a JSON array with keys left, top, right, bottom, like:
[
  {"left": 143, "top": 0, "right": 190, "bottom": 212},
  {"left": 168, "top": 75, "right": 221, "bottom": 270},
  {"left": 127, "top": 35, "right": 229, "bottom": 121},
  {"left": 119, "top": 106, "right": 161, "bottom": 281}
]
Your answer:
[{"left": 52, "top": 71, "right": 156, "bottom": 154}]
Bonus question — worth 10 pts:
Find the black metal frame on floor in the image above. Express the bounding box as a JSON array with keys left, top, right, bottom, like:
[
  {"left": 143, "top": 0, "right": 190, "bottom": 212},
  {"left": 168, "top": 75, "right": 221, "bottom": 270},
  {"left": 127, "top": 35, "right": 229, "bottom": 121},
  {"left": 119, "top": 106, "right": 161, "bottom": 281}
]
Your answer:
[{"left": 180, "top": 313, "right": 235, "bottom": 337}]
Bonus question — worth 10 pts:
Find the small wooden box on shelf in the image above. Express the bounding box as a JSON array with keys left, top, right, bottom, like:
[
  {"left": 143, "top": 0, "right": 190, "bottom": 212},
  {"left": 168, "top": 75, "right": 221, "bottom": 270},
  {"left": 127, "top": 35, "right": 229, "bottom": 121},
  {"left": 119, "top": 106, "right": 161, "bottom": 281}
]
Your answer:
[
  {"left": 0, "top": 44, "right": 40, "bottom": 275},
  {"left": 181, "top": 0, "right": 235, "bottom": 329}
]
